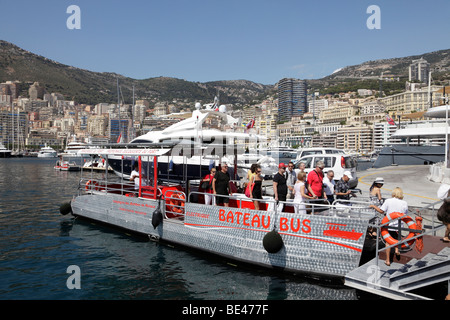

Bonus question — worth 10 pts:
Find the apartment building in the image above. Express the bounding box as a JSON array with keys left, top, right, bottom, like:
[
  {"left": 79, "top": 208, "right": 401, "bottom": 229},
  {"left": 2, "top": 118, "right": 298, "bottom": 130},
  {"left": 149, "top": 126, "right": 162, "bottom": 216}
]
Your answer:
[
  {"left": 380, "top": 86, "right": 443, "bottom": 114},
  {"left": 320, "top": 103, "right": 359, "bottom": 124},
  {"left": 336, "top": 126, "right": 373, "bottom": 153},
  {"left": 409, "top": 58, "right": 430, "bottom": 83},
  {"left": 372, "top": 122, "right": 398, "bottom": 152},
  {"left": 277, "top": 78, "right": 307, "bottom": 121}
]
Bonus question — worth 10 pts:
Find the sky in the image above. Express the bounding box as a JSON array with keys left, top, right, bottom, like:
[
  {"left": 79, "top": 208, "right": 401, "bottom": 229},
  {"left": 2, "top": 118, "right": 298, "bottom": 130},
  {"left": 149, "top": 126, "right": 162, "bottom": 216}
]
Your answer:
[{"left": 1, "top": 0, "right": 450, "bottom": 85}]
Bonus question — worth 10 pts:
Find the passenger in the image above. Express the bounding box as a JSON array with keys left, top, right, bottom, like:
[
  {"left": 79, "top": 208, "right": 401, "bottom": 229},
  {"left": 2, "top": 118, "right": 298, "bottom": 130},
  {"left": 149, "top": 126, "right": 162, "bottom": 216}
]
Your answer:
[
  {"left": 306, "top": 160, "right": 326, "bottom": 200},
  {"left": 298, "top": 162, "right": 306, "bottom": 173},
  {"left": 437, "top": 183, "right": 450, "bottom": 243},
  {"left": 273, "top": 163, "right": 288, "bottom": 212},
  {"left": 323, "top": 170, "right": 335, "bottom": 204},
  {"left": 213, "top": 162, "right": 231, "bottom": 207},
  {"left": 369, "top": 177, "right": 384, "bottom": 207},
  {"left": 246, "top": 163, "right": 258, "bottom": 185},
  {"left": 293, "top": 171, "right": 314, "bottom": 214},
  {"left": 286, "top": 161, "right": 298, "bottom": 200},
  {"left": 370, "top": 187, "right": 408, "bottom": 266},
  {"left": 335, "top": 171, "right": 354, "bottom": 204},
  {"left": 130, "top": 163, "right": 146, "bottom": 191},
  {"left": 201, "top": 168, "right": 216, "bottom": 205},
  {"left": 249, "top": 165, "right": 263, "bottom": 210}
]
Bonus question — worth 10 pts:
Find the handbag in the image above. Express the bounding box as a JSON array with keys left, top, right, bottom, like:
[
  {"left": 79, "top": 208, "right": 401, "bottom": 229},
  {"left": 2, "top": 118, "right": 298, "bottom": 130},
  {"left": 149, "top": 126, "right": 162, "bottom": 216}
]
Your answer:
[
  {"left": 201, "top": 176, "right": 212, "bottom": 190},
  {"left": 245, "top": 182, "right": 254, "bottom": 197}
]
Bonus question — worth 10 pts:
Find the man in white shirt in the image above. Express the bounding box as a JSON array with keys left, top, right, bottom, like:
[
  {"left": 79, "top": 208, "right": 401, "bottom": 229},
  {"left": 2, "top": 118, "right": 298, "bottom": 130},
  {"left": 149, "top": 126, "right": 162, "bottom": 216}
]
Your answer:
[{"left": 323, "top": 170, "right": 335, "bottom": 204}]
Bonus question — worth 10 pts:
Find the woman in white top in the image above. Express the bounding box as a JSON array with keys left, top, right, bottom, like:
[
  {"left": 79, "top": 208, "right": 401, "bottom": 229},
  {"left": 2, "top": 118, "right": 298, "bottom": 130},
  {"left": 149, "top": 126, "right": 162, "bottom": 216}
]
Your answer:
[
  {"left": 371, "top": 187, "right": 408, "bottom": 266},
  {"left": 293, "top": 171, "right": 314, "bottom": 214}
]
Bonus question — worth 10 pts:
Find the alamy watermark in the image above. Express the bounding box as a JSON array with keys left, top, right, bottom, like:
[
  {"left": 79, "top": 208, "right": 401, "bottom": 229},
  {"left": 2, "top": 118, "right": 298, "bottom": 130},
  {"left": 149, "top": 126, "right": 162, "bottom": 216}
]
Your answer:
[
  {"left": 66, "top": 5, "right": 81, "bottom": 30},
  {"left": 366, "top": 5, "right": 381, "bottom": 30},
  {"left": 66, "top": 265, "right": 81, "bottom": 289}
]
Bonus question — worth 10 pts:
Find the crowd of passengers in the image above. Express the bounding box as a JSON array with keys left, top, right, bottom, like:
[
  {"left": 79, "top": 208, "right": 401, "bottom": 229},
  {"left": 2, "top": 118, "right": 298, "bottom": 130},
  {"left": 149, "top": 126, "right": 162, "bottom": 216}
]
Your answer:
[{"left": 200, "top": 160, "right": 360, "bottom": 214}]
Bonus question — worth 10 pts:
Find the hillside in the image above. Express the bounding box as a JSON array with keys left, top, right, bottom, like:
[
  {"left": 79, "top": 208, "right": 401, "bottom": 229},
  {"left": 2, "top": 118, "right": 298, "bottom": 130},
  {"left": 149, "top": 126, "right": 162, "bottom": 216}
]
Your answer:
[
  {"left": 309, "top": 48, "right": 450, "bottom": 96},
  {"left": 1, "top": 40, "right": 450, "bottom": 105},
  {"left": 0, "top": 40, "right": 272, "bottom": 106}
]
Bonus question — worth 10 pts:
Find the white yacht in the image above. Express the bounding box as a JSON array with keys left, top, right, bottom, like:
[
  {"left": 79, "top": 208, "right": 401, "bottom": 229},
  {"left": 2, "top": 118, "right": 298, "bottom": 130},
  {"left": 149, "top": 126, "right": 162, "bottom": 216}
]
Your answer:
[
  {"left": 37, "top": 144, "right": 58, "bottom": 158},
  {"left": 107, "top": 101, "right": 278, "bottom": 180},
  {"left": 373, "top": 104, "right": 450, "bottom": 168},
  {"left": 0, "top": 144, "right": 12, "bottom": 158}
]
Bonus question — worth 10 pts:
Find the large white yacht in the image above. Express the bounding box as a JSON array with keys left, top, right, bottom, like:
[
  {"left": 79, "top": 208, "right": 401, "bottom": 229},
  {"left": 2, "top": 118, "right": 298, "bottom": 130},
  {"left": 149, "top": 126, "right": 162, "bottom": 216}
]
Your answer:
[
  {"left": 107, "top": 101, "right": 278, "bottom": 180},
  {"left": 37, "top": 144, "right": 58, "bottom": 158},
  {"left": 374, "top": 104, "right": 450, "bottom": 168}
]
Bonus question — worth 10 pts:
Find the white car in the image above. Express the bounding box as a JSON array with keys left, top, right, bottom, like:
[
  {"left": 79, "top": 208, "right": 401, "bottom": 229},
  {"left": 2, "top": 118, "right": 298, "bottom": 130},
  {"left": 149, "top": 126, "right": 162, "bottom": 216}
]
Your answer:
[
  {"left": 294, "top": 153, "right": 358, "bottom": 188},
  {"left": 296, "top": 147, "right": 346, "bottom": 160}
]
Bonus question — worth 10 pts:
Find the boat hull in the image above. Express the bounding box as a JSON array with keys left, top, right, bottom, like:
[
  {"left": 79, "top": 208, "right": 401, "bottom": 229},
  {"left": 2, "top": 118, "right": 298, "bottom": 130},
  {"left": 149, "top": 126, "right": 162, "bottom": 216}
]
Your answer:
[
  {"left": 373, "top": 145, "right": 444, "bottom": 168},
  {"left": 71, "top": 193, "right": 372, "bottom": 278}
]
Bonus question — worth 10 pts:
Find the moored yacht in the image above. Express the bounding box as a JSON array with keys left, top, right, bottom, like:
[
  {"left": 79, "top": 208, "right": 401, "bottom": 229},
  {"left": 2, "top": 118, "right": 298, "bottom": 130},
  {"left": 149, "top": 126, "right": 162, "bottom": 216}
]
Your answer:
[
  {"left": 373, "top": 106, "right": 449, "bottom": 168},
  {"left": 108, "top": 101, "right": 278, "bottom": 180},
  {"left": 37, "top": 144, "right": 58, "bottom": 158},
  {"left": 0, "top": 144, "right": 12, "bottom": 158}
]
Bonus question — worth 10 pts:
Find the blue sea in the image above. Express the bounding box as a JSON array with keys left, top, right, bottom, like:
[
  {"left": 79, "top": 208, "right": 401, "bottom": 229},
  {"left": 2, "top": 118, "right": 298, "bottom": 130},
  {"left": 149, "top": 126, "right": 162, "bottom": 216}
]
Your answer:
[{"left": 0, "top": 158, "right": 377, "bottom": 302}]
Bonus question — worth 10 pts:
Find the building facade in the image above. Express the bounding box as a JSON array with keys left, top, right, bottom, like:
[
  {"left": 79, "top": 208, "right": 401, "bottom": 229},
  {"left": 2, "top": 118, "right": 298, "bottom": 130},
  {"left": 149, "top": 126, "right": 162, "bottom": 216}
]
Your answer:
[{"left": 277, "top": 78, "right": 307, "bottom": 121}]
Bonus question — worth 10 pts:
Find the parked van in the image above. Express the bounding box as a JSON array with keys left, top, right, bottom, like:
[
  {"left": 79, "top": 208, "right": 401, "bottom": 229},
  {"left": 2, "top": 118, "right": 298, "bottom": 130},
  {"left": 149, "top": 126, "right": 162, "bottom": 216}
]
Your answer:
[
  {"left": 296, "top": 147, "right": 346, "bottom": 160},
  {"left": 294, "top": 153, "right": 358, "bottom": 188}
]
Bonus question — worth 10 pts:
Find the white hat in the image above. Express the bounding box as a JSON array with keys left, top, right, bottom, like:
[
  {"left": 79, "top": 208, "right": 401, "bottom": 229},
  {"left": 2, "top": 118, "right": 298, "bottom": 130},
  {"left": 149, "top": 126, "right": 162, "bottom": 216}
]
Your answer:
[
  {"left": 375, "top": 177, "right": 384, "bottom": 184},
  {"left": 343, "top": 171, "right": 353, "bottom": 179}
]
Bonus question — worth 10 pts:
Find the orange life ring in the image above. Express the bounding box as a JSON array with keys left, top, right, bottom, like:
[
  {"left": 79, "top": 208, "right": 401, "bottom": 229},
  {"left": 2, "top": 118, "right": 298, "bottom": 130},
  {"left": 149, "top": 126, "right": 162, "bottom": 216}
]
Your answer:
[
  {"left": 380, "top": 212, "right": 418, "bottom": 249},
  {"left": 166, "top": 192, "right": 185, "bottom": 214},
  {"left": 85, "top": 180, "right": 99, "bottom": 191}
]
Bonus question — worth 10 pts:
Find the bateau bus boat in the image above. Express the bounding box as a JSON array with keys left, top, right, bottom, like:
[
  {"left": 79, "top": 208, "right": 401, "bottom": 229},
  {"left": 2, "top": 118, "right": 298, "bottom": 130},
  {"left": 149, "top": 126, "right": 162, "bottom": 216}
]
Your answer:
[{"left": 61, "top": 141, "right": 399, "bottom": 279}]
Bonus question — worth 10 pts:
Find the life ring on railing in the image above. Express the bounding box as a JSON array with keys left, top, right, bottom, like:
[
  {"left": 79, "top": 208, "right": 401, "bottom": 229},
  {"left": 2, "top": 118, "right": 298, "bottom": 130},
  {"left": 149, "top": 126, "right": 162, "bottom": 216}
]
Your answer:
[
  {"left": 166, "top": 192, "right": 185, "bottom": 214},
  {"left": 85, "top": 180, "right": 99, "bottom": 191},
  {"left": 380, "top": 212, "right": 418, "bottom": 250}
]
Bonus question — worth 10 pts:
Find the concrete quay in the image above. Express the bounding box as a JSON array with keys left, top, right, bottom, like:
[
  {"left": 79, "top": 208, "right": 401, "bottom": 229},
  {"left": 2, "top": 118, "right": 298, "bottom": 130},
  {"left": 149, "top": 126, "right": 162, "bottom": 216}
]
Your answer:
[{"left": 356, "top": 164, "right": 441, "bottom": 209}]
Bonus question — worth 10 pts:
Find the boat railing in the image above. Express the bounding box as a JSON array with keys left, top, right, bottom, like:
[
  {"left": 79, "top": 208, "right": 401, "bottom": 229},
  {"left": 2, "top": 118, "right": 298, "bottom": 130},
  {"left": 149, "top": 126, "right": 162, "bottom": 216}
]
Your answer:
[
  {"left": 186, "top": 190, "right": 375, "bottom": 218},
  {"left": 78, "top": 177, "right": 137, "bottom": 196},
  {"left": 367, "top": 198, "right": 448, "bottom": 270}
]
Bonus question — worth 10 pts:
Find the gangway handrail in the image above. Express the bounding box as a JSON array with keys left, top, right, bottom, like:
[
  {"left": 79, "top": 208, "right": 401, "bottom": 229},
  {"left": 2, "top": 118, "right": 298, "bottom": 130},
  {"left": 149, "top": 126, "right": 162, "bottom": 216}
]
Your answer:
[{"left": 369, "top": 203, "right": 447, "bottom": 270}]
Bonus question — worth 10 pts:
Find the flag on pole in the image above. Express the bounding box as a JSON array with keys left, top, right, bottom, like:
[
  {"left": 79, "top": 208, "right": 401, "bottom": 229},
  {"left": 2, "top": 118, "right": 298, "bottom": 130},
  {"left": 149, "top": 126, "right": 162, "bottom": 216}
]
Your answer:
[
  {"left": 385, "top": 114, "right": 396, "bottom": 125},
  {"left": 117, "top": 133, "right": 122, "bottom": 143},
  {"left": 246, "top": 117, "right": 255, "bottom": 129}
]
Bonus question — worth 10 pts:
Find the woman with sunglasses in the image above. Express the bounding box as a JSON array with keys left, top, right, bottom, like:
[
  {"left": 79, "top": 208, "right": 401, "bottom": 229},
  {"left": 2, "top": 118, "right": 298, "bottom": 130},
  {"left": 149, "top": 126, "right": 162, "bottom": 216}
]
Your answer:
[
  {"left": 369, "top": 177, "right": 384, "bottom": 207},
  {"left": 249, "top": 165, "right": 263, "bottom": 210},
  {"left": 202, "top": 168, "right": 216, "bottom": 205}
]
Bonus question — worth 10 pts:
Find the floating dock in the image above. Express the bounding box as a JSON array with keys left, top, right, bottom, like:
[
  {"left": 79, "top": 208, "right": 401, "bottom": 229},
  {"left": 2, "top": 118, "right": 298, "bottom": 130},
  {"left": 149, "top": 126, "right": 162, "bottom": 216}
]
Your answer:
[{"left": 345, "top": 164, "right": 450, "bottom": 300}]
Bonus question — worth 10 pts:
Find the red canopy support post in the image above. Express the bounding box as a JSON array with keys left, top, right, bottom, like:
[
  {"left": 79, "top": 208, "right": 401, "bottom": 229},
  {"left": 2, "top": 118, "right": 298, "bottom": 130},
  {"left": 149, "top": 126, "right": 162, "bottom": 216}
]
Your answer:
[{"left": 154, "top": 156, "right": 158, "bottom": 199}]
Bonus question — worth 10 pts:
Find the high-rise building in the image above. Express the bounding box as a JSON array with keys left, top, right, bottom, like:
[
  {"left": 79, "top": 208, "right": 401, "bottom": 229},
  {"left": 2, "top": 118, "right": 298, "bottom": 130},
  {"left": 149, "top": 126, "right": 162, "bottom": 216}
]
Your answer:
[
  {"left": 409, "top": 58, "right": 430, "bottom": 83},
  {"left": 277, "top": 78, "right": 307, "bottom": 121}
]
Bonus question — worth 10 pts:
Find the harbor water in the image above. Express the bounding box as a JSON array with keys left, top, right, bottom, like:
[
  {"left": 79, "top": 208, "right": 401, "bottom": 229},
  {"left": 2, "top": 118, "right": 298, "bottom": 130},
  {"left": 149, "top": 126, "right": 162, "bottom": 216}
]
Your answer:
[{"left": 0, "top": 158, "right": 377, "bottom": 300}]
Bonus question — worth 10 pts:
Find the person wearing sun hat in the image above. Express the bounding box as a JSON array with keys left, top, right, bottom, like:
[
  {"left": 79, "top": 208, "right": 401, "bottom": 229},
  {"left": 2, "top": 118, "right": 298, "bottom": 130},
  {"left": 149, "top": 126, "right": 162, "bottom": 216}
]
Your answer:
[{"left": 370, "top": 177, "right": 384, "bottom": 207}]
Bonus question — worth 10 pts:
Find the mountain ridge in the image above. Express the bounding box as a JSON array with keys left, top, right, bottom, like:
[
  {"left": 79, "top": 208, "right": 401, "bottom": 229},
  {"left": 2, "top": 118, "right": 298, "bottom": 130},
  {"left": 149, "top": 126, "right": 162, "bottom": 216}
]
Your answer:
[{"left": 1, "top": 40, "right": 450, "bottom": 106}]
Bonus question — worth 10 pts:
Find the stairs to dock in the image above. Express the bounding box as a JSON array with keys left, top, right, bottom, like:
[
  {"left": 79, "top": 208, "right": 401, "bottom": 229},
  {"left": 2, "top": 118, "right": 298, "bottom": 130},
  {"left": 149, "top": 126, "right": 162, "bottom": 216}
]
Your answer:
[{"left": 345, "top": 245, "right": 450, "bottom": 300}]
